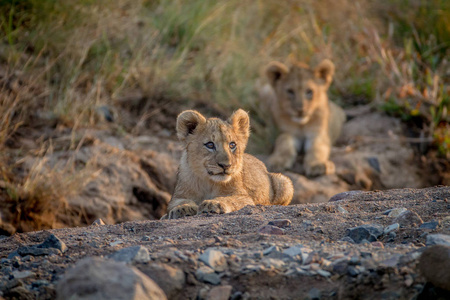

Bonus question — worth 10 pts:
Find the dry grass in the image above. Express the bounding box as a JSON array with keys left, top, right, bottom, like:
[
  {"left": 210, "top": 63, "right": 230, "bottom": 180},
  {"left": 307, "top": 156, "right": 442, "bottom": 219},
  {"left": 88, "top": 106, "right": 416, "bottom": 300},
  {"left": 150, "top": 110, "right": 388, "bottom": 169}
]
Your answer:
[{"left": 0, "top": 0, "right": 448, "bottom": 231}]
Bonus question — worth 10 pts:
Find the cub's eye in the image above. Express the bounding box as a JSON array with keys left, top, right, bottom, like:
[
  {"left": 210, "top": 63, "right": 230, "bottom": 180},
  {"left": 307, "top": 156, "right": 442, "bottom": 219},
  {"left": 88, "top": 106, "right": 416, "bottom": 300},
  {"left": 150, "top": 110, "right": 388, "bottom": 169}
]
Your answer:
[
  {"left": 204, "top": 142, "right": 215, "bottom": 150},
  {"left": 305, "top": 89, "right": 313, "bottom": 99},
  {"left": 229, "top": 142, "right": 236, "bottom": 150},
  {"left": 286, "top": 89, "right": 295, "bottom": 98}
]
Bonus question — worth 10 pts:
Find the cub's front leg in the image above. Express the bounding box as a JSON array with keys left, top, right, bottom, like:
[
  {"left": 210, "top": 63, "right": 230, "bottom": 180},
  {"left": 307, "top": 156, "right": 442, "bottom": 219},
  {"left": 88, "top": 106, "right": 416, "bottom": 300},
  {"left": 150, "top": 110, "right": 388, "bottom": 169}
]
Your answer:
[
  {"left": 167, "top": 199, "right": 199, "bottom": 219},
  {"left": 267, "top": 133, "right": 297, "bottom": 172},
  {"left": 199, "top": 196, "right": 255, "bottom": 215},
  {"left": 304, "top": 135, "right": 334, "bottom": 177}
]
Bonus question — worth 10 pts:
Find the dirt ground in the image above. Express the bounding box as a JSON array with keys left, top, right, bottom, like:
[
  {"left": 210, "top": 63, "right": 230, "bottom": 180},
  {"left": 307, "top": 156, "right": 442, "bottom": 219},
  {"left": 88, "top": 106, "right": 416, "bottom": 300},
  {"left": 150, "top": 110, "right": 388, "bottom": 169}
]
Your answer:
[{"left": 0, "top": 187, "right": 449, "bottom": 299}]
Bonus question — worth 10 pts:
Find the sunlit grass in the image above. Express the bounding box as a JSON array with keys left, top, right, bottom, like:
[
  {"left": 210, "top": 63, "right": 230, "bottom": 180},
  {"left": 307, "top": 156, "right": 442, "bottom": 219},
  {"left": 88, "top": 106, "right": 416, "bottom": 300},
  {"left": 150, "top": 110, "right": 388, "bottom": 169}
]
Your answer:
[{"left": 0, "top": 0, "right": 448, "bottom": 231}]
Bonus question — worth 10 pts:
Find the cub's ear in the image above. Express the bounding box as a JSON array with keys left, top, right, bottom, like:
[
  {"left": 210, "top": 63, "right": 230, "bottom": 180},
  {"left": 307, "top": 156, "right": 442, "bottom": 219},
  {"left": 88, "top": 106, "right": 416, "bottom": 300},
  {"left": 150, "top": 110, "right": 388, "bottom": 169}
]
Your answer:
[
  {"left": 315, "top": 59, "right": 335, "bottom": 87},
  {"left": 176, "top": 110, "right": 206, "bottom": 142},
  {"left": 229, "top": 109, "right": 250, "bottom": 140},
  {"left": 266, "top": 62, "right": 289, "bottom": 87}
]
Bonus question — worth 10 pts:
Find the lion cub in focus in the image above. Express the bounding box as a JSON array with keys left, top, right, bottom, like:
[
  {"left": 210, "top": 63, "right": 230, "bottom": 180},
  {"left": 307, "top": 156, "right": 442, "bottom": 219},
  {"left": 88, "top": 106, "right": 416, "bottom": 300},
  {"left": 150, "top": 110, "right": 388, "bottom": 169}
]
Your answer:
[
  {"left": 259, "top": 59, "right": 346, "bottom": 177},
  {"left": 165, "top": 109, "right": 293, "bottom": 219}
]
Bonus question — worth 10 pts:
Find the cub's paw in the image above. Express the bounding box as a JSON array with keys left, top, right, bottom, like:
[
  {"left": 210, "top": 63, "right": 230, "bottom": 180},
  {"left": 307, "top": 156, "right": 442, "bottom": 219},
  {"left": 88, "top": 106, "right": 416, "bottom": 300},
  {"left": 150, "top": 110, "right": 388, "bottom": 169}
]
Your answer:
[
  {"left": 305, "top": 161, "right": 335, "bottom": 177},
  {"left": 267, "top": 156, "right": 291, "bottom": 173},
  {"left": 167, "top": 204, "right": 198, "bottom": 219},
  {"left": 198, "top": 200, "right": 231, "bottom": 214}
]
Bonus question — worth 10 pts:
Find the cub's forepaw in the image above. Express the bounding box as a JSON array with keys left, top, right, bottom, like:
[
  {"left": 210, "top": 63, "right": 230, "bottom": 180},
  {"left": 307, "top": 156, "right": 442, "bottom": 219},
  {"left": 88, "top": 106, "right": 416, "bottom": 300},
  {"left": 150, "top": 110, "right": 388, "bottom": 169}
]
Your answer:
[
  {"left": 305, "top": 161, "right": 335, "bottom": 177},
  {"left": 168, "top": 204, "right": 198, "bottom": 219},
  {"left": 198, "top": 200, "right": 231, "bottom": 214},
  {"left": 267, "top": 156, "right": 290, "bottom": 173}
]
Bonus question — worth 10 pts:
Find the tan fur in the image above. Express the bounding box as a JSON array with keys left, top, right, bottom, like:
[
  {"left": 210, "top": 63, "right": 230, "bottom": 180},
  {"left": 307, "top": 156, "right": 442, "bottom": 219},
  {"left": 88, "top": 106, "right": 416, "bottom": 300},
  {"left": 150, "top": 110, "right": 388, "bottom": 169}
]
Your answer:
[
  {"left": 260, "top": 59, "right": 346, "bottom": 177},
  {"left": 165, "top": 109, "right": 293, "bottom": 219}
]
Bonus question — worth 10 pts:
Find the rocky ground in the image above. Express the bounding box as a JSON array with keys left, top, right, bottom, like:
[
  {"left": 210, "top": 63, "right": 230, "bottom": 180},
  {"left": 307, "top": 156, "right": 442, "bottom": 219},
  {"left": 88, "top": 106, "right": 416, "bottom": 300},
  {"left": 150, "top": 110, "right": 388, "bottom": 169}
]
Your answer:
[{"left": 1, "top": 186, "right": 449, "bottom": 299}]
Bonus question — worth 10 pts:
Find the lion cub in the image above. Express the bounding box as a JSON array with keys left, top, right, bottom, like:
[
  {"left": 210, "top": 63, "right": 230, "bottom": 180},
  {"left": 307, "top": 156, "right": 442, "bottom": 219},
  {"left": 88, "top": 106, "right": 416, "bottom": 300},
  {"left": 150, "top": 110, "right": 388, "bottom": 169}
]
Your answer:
[
  {"left": 259, "top": 59, "right": 346, "bottom": 177},
  {"left": 165, "top": 109, "right": 293, "bottom": 219}
]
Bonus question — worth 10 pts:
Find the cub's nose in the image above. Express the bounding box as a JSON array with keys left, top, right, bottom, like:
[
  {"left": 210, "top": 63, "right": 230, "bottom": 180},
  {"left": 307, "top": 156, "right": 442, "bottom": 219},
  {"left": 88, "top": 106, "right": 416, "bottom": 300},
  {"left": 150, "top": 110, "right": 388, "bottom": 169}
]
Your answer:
[{"left": 218, "top": 163, "right": 231, "bottom": 171}]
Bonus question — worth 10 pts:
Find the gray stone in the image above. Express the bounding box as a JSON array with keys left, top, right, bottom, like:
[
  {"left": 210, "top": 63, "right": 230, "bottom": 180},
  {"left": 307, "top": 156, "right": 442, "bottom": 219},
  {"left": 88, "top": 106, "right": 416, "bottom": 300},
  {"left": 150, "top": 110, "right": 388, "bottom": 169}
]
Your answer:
[
  {"left": 336, "top": 205, "right": 348, "bottom": 214},
  {"left": 17, "top": 233, "right": 67, "bottom": 257},
  {"left": 394, "top": 210, "right": 423, "bottom": 227},
  {"left": 206, "top": 285, "right": 233, "bottom": 300},
  {"left": 56, "top": 257, "right": 167, "bottom": 300},
  {"left": 419, "top": 220, "right": 440, "bottom": 230},
  {"left": 12, "top": 271, "right": 35, "bottom": 279},
  {"left": 308, "top": 287, "right": 321, "bottom": 300},
  {"left": 110, "top": 246, "right": 150, "bottom": 264},
  {"left": 419, "top": 245, "right": 450, "bottom": 291},
  {"left": 268, "top": 219, "right": 292, "bottom": 228},
  {"left": 139, "top": 263, "right": 185, "bottom": 299},
  {"left": 426, "top": 234, "right": 450, "bottom": 246},
  {"left": 195, "top": 266, "right": 221, "bottom": 285},
  {"left": 340, "top": 236, "right": 355, "bottom": 244},
  {"left": 386, "top": 208, "right": 407, "bottom": 217},
  {"left": 328, "top": 190, "right": 364, "bottom": 202},
  {"left": 283, "top": 246, "right": 303, "bottom": 258},
  {"left": 199, "top": 249, "right": 226, "bottom": 272},
  {"left": 384, "top": 223, "right": 399, "bottom": 234},
  {"left": 345, "top": 224, "right": 383, "bottom": 243},
  {"left": 258, "top": 225, "right": 285, "bottom": 235},
  {"left": 263, "top": 246, "right": 281, "bottom": 256},
  {"left": 316, "top": 270, "right": 331, "bottom": 277}
]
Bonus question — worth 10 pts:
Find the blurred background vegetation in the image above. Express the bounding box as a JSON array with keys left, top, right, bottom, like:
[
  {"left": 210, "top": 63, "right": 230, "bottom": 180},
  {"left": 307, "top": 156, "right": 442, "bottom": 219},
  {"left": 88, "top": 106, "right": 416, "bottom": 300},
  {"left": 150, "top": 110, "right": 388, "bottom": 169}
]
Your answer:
[{"left": 0, "top": 0, "right": 448, "bottom": 231}]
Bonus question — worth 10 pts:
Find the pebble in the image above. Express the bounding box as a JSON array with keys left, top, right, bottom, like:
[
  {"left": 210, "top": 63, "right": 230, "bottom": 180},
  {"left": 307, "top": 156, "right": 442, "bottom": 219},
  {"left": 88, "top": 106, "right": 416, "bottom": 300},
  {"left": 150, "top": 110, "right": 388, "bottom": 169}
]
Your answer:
[
  {"left": 283, "top": 245, "right": 303, "bottom": 258},
  {"left": 195, "top": 266, "right": 221, "bottom": 285},
  {"left": 12, "top": 270, "right": 35, "bottom": 279},
  {"left": 258, "top": 225, "right": 285, "bottom": 235},
  {"left": 426, "top": 234, "right": 450, "bottom": 247},
  {"left": 419, "top": 220, "right": 440, "bottom": 230},
  {"left": 336, "top": 205, "right": 348, "bottom": 214},
  {"left": 383, "top": 223, "right": 399, "bottom": 234},
  {"left": 316, "top": 269, "right": 331, "bottom": 277},
  {"left": 328, "top": 190, "right": 364, "bottom": 202},
  {"left": 91, "top": 218, "right": 105, "bottom": 226},
  {"left": 267, "top": 219, "right": 291, "bottom": 228},
  {"left": 418, "top": 245, "right": 450, "bottom": 291},
  {"left": 206, "top": 285, "right": 233, "bottom": 300},
  {"left": 394, "top": 210, "right": 423, "bottom": 227},
  {"left": 16, "top": 234, "right": 67, "bottom": 257},
  {"left": 263, "top": 245, "right": 280, "bottom": 256},
  {"left": 340, "top": 236, "right": 355, "bottom": 244},
  {"left": 109, "top": 246, "right": 150, "bottom": 264},
  {"left": 199, "top": 249, "right": 227, "bottom": 272},
  {"left": 371, "top": 242, "right": 384, "bottom": 248},
  {"left": 142, "top": 236, "right": 151, "bottom": 241},
  {"left": 345, "top": 224, "right": 383, "bottom": 243},
  {"left": 385, "top": 208, "right": 407, "bottom": 217},
  {"left": 262, "top": 258, "right": 285, "bottom": 269},
  {"left": 308, "top": 287, "right": 321, "bottom": 300}
]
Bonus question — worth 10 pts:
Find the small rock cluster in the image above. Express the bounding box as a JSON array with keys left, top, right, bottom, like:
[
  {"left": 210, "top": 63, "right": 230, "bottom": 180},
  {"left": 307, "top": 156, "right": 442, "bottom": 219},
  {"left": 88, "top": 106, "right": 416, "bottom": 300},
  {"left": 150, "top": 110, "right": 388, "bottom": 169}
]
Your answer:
[{"left": 0, "top": 187, "right": 449, "bottom": 299}]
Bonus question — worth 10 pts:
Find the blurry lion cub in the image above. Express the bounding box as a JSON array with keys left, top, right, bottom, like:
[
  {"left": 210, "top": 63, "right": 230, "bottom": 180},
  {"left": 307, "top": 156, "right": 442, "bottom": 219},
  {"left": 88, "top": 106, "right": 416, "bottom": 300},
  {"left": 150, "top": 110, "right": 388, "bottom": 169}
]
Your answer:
[
  {"left": 259, "top": 59, "right": 346, "bottom": 177},
  {"left": 164, "top": 109, "right": 293, "bottom": 219}
]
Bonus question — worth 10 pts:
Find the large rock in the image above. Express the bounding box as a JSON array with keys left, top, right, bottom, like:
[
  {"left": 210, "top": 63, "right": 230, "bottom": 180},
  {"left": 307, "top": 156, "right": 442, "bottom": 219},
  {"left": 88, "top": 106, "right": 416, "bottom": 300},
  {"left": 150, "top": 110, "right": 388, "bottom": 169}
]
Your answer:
[
  {"left": 109, "top": 246, "right": 150, "bottom": 264},
  {"left": 199, "top": 249, "right": 227, "bottom": 272},
  {"left": 419, "top": 245, "right": 450, "bottom": 291},
  {"left": 17, "top": 234, "right": 67, "bottom": 257},
  {"left": 138, "top": 263, "right": 185, "bottom": 299},
  {"left": 56, "top": 257, "right": 167, "bottom": 300},
  {"left": 345, "top": 224, "right": 383, "bottom": 243}
]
